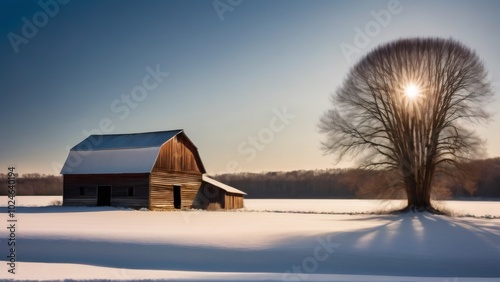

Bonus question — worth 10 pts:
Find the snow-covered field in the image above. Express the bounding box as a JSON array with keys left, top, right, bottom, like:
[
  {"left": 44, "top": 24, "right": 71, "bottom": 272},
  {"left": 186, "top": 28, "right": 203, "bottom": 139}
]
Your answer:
[
  {"left": 13, "top": 196, "right": 500, "bottom": 216},
  {"left": 245, "top": 199, "right": 500, "bottom": 217},
  {"left": 1, "top": 196, "right": 499, "bottom": 281}
]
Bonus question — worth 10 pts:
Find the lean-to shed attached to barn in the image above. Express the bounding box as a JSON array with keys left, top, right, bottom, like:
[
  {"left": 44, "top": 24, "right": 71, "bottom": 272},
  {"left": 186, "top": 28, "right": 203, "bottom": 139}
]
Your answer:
[
  {"left": 196, "top": 175, "right": 246, "bottom": 210},
  {"left": 60, "top": 129, "right": 246, "bottom": 210}
]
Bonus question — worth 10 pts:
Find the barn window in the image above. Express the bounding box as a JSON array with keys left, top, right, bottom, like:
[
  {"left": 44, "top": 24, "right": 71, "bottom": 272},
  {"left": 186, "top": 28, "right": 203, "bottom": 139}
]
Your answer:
[
  {"left": 79, "top": 187, "right": 85, "bottom": 196},
  {"left": 128, "top": 187, "right": 134, "bottom": 197}
]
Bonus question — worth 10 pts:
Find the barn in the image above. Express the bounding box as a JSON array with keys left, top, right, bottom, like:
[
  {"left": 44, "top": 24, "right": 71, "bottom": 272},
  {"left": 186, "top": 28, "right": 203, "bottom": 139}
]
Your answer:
[{"left": 60, "top": 129, "right": 246, "bottom": 210}]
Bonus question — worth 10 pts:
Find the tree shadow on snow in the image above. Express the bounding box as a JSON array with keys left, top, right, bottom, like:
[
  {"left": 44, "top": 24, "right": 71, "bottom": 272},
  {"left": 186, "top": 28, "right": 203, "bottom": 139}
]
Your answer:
[
  {"left": 313, "top": 213, "right": 500, "bottom": 277},
  {"left": 5, "top": 213, "right": 500, "bottom": 278}
]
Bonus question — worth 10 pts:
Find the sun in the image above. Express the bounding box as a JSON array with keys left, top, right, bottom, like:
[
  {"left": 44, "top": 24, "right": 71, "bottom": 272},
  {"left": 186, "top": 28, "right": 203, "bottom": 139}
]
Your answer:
[{"left": 405, "top": 84, "right": 420, "bottom": 99}]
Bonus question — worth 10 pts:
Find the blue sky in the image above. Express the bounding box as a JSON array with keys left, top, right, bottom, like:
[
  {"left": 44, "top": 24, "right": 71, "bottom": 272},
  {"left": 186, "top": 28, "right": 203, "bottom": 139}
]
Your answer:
[{"left": 1, "top": 0, "right": 499, "bottom": 175}]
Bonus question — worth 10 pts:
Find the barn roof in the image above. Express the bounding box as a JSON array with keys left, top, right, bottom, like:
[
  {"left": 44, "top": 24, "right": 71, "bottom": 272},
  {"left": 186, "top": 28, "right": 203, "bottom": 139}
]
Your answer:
[
  {"left": 61, "top": 147, "right": 159, "bottom": 174},
  {"left": 202, "top": 174, "right": 247, "bottom": 195},
  {"left": 61, "top": 129, "right": 205, "bottom": 174},
  {"left": 71, "top": 129, "right": 183, "bottom": 151}
]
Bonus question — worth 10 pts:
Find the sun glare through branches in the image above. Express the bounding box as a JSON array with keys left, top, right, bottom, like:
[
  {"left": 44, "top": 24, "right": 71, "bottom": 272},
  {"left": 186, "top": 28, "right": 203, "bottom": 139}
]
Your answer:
[{"left": 404, "top": 83, "right": 420, "bottom": 100}]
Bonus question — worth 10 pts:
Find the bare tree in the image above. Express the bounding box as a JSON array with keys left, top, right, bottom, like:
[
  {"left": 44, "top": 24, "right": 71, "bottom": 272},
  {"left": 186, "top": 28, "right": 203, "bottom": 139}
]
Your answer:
[{"left": 319, "top": 38, "right": 493, "bottom": 212}]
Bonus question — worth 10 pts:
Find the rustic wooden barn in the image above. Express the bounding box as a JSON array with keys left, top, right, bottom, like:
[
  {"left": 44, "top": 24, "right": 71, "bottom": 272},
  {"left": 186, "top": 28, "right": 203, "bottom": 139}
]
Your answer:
[{"left": 61, "top": 129, "right": 246, "bottom": 210}]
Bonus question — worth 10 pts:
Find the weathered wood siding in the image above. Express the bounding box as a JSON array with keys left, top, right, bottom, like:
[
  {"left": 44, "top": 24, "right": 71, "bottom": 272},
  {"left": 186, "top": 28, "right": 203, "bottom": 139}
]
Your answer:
[
  {"left": 224, "top": 193, "right": 244, "bottom": 209},
  {"left": 149, "top": 170, "right": 202, "bottom": 210},
  {"left": 63, "top": 174, "right": 149, "bottom": 208},
  {"left": 149, "top": 133, "right": 204, "bottom": 210},
  {"left": 154, "top": 134, "right": 203, "bottom": 173}
]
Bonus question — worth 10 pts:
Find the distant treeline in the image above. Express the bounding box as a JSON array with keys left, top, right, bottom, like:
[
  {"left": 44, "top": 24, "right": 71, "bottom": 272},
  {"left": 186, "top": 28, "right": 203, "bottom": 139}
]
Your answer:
[
  {"left": 0, "top": 174, "right": 62, "bottom": 195},
  {"left": 213, "top": 158, "right": 500, "bottom": 200},
  {"left": 1, "top": 158, "right": 499, "bottom": 198}
]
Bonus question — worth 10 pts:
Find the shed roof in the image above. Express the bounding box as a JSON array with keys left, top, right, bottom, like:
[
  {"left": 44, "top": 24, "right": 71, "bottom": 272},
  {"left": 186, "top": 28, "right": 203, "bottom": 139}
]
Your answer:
[{"left": 202, "top": 174, "right": 247, "bottom": 195}]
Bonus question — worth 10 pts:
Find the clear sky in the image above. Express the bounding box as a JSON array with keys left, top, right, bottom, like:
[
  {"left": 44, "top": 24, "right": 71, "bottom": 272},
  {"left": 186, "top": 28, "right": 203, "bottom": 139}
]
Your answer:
[{"left": 1, "top": 0, "right": 499, "bottom": 176}]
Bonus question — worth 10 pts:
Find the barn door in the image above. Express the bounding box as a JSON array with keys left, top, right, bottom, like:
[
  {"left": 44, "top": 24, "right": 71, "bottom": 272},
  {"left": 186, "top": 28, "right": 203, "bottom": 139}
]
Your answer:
[
  {"left": 97, "top": 186, "right": 111, "bottom": 206},
  {"left": 173, "top": 185, "right": 181, "bottom": 209}
]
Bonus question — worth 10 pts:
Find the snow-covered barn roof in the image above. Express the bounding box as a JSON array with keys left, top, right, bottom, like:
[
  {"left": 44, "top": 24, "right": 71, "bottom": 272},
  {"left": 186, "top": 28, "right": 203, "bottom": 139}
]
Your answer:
[
  {"left": 72, "top": 130, "right": 182, "bottom": 151},
  {"left": 61, "top": 147, "right": 160, "bottom": 174},
  {"left": 202, "top": 174, "right": 247, "bottom": 195},
  {"left": 61, "top": 129, "right": 187, "bottom": 174}
]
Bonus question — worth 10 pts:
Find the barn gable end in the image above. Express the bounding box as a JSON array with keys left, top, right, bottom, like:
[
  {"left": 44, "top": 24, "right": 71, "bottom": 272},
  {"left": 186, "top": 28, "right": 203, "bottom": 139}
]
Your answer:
[
  {"left": 149, "top": 133, "right": 206, "bottom": 210},
  {"left": 153, "top": 133, "right": 205, "bottom": 173}
]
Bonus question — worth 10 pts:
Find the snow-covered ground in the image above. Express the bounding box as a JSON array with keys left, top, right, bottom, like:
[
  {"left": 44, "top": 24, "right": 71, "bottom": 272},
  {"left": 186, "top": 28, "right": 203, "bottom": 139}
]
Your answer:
[
  {"left": 12, "top": 196, "right": 500, "bottom": 216},
  {"left": 244, "top": 199, "right": 500, "bottom": 217},
  {"left": 1, "top": 196, "right": 499, "bottom": 281}
]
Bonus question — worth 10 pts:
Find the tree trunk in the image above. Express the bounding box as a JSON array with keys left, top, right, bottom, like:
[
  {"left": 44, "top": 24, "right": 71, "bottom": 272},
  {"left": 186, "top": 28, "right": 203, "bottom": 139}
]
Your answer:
[{"left": 398, "top": 164, "right": 440, "bottom": 213}]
